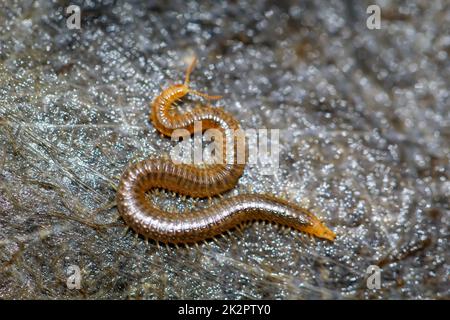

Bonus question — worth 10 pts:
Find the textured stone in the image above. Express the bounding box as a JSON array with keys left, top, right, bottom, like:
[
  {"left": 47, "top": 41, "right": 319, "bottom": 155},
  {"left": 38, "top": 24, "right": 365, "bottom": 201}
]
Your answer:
[{"left": 0, "top": 0, "right": 448, "bottom": 299}]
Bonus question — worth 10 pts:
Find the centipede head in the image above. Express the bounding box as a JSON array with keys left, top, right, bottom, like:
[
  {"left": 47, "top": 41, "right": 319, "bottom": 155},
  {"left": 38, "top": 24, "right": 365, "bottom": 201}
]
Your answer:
[
  {"left": 173, "top": 83, "right": 190, "bottom": 95},
  {"left": 301, "top": 216, "right": 336, "bottom": 241}
]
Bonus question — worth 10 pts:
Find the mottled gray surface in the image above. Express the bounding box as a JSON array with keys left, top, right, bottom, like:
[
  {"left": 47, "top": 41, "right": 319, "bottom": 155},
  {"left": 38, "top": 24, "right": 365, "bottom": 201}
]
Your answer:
[{"left": 0, "top": 0, "right": 448, "bottom": 299}]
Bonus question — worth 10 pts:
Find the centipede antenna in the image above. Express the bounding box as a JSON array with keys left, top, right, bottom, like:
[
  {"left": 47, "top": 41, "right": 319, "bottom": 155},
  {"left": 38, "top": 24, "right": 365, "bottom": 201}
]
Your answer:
[
  {"left": 188, "top": 90, "right": 222, "bottom": 101},
  {"left": 184, "top": 56, "right": 197, "bottom": 85}
]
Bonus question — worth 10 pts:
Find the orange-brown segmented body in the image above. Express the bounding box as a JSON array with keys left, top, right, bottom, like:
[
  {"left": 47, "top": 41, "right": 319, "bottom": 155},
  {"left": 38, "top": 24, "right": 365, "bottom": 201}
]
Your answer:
[{"left": 116, "top": 57, "right": 336, "bottom": 244}]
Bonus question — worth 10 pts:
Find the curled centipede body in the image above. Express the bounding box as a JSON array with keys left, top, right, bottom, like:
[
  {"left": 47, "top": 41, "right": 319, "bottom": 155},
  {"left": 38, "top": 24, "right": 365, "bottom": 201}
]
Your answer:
[{"left": 116, "top": 57, "right": 336, "bottom": 244}]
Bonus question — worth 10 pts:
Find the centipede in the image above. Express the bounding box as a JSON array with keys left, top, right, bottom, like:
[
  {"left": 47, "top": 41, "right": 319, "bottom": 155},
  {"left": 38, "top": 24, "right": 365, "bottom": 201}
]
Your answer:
[{"left": 116, "top": 57, "right": 336, "bottom": 245}]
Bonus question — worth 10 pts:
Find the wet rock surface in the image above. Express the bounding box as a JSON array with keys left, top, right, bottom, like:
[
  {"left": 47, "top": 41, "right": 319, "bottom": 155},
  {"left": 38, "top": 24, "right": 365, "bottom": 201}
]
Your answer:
[{"left": 0, "top": 0, "right": 448, "bottom": 299}]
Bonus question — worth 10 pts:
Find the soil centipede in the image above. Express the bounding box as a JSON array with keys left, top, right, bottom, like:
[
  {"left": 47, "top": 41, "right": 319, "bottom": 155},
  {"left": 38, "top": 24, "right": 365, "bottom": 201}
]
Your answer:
[{"left": 116, "top": 57, "right": 336, "bottom": 244}]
